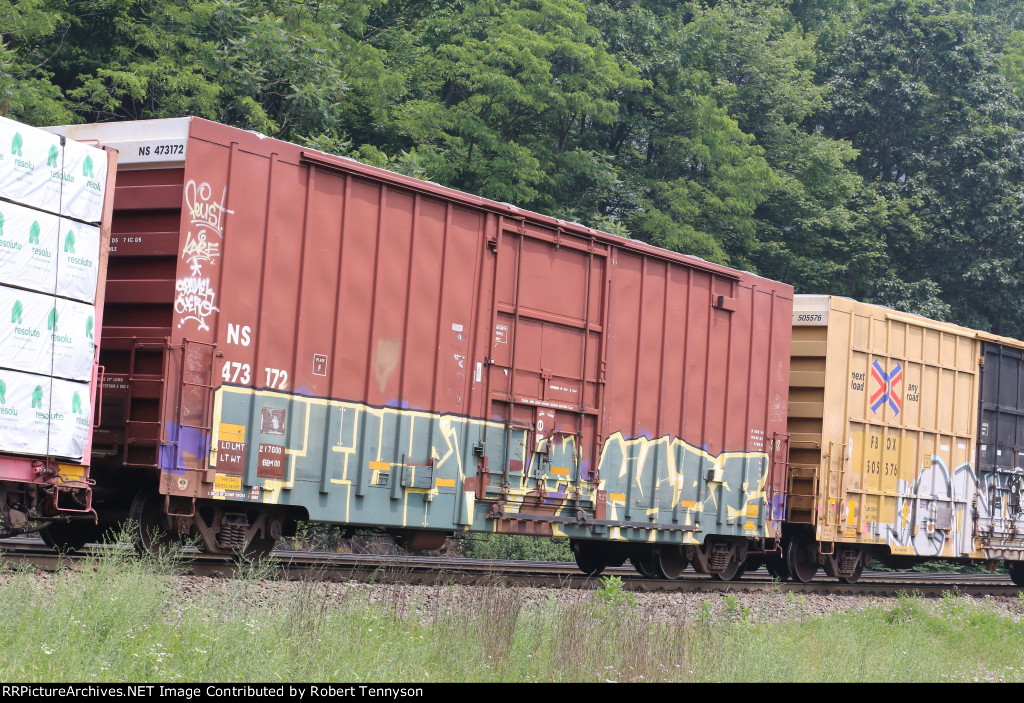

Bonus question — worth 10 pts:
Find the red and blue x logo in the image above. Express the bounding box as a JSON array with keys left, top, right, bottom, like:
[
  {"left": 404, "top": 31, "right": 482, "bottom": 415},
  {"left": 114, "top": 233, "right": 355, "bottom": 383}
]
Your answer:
[{"left": 870, "top": 360, "right": 902, "bottom": 415}]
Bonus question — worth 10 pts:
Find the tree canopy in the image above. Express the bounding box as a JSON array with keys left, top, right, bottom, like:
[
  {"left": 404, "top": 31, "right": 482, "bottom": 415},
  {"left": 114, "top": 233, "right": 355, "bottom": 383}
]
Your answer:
[{"left": 3, "top": 0, "right": 1023, "bottom": 336}]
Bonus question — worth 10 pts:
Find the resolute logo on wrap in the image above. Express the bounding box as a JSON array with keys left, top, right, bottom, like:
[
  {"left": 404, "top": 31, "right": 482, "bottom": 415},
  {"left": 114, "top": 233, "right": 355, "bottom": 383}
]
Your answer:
[
  {"left": 72, "top": 390, "right": 88, "bottom": 426},
  {"left": 30, "top": 221, "right": 49, "bottom": 258},
  {"left": 11, "top": 132, "right": 32, "bottom": 170},
  {"left": 49, "top": 306, "right": 71, "bottom": 344},
  {"left": 0, "top": 211, "right": 16, "bottom": 252},
  {"left": 83, "top": 154, "right": 102, "bottom": 193},
  {"left": 11, "top": 300, "right": 39, "bottom": 337},
  {"left": 64, "top": 229, "right": 91, "bottom": 267},
  {"left": 0, "top": 378, "right": 12, "bottom": 417}
]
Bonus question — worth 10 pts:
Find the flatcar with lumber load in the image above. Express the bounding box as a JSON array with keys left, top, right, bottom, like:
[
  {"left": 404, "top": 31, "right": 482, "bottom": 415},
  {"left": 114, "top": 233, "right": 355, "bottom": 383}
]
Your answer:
[{"left": 0, "top": 116, "right": 117, "bottom": 547}]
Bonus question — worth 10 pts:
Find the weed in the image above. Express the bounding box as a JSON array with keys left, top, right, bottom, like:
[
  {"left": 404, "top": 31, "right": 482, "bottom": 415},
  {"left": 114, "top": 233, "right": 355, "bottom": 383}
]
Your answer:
[
  {"left": 723, "top": 593, "right": 751, "bottom": 621},
  {"left": 697, "top": 600, "right": 714, "bottom": 627},
  {"left": 887, "top": 593, "right": 919, "bottom": 625},
  {"left": 595, "top": 575, "right": 635, "bottom": 609},
  {"left": 231, "top": 552, "right": 281, "bottom": 582},
  {"left": 461, "top": 534, "right": 573, "bottom": 561}
]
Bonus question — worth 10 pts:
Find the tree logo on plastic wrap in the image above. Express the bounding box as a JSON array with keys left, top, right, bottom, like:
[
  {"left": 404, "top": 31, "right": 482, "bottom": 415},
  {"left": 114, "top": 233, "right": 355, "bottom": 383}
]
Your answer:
[
  {"left": 0, "top": 211, "right": 4, "bottom": 236},
  {"left": 10, "top": 300, "right": 22, "bottom": 324},
  {"left": 11, "top": 132, "right": 22, "bottom": 157},
  {"left": 83, "top": 155, "right": 95, "bottom": 178},
  {"left": 64, "top": 229, "right": 75, "bottom": 253},
  {"left": 85, "top": 315, "right": 93, "bottom": 339},
  {"left": 0, "top": 378, "right": 14, "bottom": 418},
  {"left": 47, "top": 307, "right": 57, "bottom": 331},
  {"left": 47, "top": 145, "right": 59, "bottom": 168},
  {"left": 28, "top": 221, "right": 40, "bottom": 244},
  {"left": 71, "top": 391, "right": 82, "bottom": 414},
  {"left": 31, "top": 385, "right": 43, "bottom": 409}
]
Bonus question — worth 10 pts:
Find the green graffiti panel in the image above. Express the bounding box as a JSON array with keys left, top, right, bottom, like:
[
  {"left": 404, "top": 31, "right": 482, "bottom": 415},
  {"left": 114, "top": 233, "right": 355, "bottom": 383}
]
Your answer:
[{"left": 205, "top": 387, "right": 771, "bottom": 543}]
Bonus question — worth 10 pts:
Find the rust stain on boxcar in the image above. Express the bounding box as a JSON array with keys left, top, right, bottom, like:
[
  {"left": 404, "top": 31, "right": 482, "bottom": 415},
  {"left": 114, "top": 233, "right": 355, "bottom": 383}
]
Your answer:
[{"left": 373, "top": 338, "right": 401, "bottom": 394}]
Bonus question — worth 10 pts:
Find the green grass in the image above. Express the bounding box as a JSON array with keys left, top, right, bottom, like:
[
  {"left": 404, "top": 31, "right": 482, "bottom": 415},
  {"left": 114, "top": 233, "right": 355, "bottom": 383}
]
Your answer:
[
  {"left": 0, "top": 547, "right": 1022, "bottom": 682},
  {"left": 459, "top": 534, "right": 574, "bottom": 562}
]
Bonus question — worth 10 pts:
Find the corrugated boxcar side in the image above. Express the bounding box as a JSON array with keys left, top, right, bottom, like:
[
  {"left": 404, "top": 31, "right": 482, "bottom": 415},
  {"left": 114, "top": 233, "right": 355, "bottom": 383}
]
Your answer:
[
  {"left": 790, "top": 295, "right": 982, "bottom": 561},
  {"left": 600, "top": 249, "right": 792, "bottom": 541},
  {"left": 55, "top": 117, "right": 794, "bottom": 549},
  {"left": 976, "top": 338, "right": 1024, "bottom": 559}
]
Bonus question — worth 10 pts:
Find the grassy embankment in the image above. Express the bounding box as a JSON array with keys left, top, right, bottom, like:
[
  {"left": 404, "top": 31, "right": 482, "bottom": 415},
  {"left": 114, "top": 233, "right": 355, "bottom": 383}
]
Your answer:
[{"left": 0, "top": 541, "right": 1021, "bottom": 683}]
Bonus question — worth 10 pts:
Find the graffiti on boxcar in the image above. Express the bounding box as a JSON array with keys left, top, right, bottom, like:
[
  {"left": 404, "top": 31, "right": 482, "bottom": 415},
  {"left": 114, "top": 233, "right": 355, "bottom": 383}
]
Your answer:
[
  {"left": 207, "top": 386, "right": 771, "bottom": 538},
  {"left": 177, "top": 180, "right": 231, "bottom": 331},
  {"left": 977, "top": 465, "right": 1024, "bottom": 536},
  {"left": 182, "top": 231, "right": 219, "bottom": 276},
  {"left": 883, "top": 457, "right": 978, "bottom": 557},
  {"left": 876, "top": 458, "right": 1024, "bottom": 558},
  {"left": 174, "top": 276, "right": 218, "bottom": 331},
  {"left": 185, "top": 180, "right": 230, "bottom": 236},
  {"left": 595, "top": 431, "right": 770, "bottom": 536}
]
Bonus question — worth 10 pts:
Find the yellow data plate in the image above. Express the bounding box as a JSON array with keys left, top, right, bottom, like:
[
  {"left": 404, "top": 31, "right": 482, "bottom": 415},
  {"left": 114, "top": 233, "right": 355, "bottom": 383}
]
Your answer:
[{"left": 214, "top": 474, "right": 242, "bottom": 491}]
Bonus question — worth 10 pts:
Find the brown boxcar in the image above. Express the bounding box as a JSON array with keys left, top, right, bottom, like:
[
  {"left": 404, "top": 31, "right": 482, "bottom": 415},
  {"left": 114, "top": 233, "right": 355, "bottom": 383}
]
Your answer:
[
  {"left": 47, "top": 117, "right": 793, "bottom": 576},
  {"left": 786, "top": 295, "right": 1024, "bottom": 583}
]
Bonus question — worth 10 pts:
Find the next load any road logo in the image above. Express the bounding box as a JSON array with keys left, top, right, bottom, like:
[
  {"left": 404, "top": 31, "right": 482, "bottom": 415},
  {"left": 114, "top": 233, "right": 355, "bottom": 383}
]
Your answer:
[{"left": 870, "top": 360, "right": 902, "bottom": 415}]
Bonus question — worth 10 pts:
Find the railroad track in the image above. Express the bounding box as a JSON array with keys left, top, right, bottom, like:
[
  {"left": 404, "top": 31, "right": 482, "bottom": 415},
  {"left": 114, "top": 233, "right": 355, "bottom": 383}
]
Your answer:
[{"left": 1, "top": 538, "right": 1020, "bottom": 598}]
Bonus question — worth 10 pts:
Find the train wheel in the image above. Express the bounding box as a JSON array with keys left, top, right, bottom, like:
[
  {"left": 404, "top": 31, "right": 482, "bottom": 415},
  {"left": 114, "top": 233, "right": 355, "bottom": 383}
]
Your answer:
[
  {"left": 785, "top": 531, "right": 819, "bottom": 583},
  {"left": 1008, "top": 561, "right": 1024, "bottom": 587},
  {"left": 238, "top": 536, "right": 277, "bottom": 563},
  {"left": 128, "top": 487, "right": 177, "bottom": 556},
  {"left": 607, "top": 551, "right": 628, "bottom": 568},
  {"left": 764, "top": 554, "right": 791, "bottom": 581},
  {"left": 631, "top": 548, "right": 659, "bottom": 578},
  {"left": 570, "top": 540, "right": 608, "bottom": 577},
  {"left": 744, "top": 556, "right": 764, "bottom": 573},
  {"left": 838, "top": 562, "right": 864, "bottom": 584},
  {"left": 711, "top": 558, "right": 747, "bottom": 581},
  {"left": 40, "top": 521, "right": 98, "bottom": 554},
  {"left": 654, "top": 545, "right": 688, "bottom": 579}
]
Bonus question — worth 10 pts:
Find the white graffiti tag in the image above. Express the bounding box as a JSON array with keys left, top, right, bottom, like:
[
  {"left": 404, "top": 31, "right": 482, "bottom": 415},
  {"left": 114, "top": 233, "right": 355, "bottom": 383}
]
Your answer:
[
  {"left": 185, "top": 180, "right": 231, "bottom": 235},
  {"left": 175, "top": 276, "right": 219, "bottom": 331},
  {"left": 178, "top": 180, "right": 232, "bottom": 330},
  {"left": 182, "top": 231, "right": 220, "bottom": 275}
]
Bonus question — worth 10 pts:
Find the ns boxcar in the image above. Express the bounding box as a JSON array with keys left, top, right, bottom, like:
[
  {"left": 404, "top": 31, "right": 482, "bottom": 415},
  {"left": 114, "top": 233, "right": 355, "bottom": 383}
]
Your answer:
[{"left": 46, "top": 117, "right": 794, "bottom": 577}]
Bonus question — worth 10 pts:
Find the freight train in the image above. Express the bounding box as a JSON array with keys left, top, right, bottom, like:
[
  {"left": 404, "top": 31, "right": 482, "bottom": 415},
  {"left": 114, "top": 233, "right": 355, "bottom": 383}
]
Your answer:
[{"left": 1, "top": 115, "right": 1022, "bottom": 585}]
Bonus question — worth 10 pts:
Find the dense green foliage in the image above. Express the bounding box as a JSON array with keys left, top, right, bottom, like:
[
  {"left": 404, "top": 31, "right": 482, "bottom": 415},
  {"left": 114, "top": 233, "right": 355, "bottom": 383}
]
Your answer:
[
  {"left": 460, "top": 534, "right": 574, "bottom": 561},
  {"left": 4, "top": 0, "right": 1024, "bottom": 334}
]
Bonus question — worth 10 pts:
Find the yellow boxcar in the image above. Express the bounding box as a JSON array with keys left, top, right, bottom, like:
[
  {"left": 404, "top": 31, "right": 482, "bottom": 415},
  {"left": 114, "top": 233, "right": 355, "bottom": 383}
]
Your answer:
[{"left": 785, "top": 295, "right": 995, "bottom": 582}]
